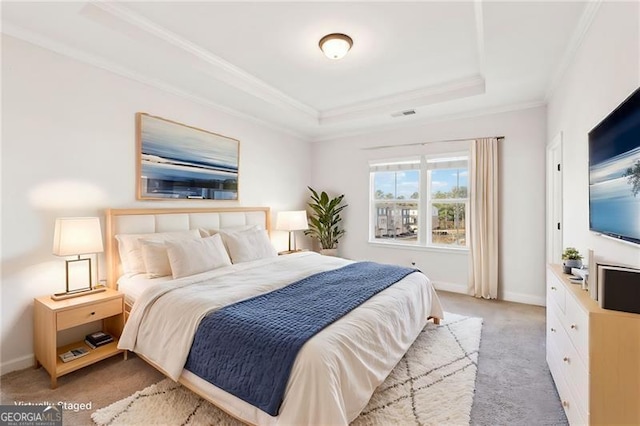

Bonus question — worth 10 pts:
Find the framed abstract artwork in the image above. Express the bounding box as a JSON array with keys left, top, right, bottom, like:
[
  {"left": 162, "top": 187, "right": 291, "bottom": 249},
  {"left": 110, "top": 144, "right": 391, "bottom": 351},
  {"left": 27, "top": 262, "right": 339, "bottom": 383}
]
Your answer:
[{"left": 136, "top": 113, "right": 239, "bottom": 200}]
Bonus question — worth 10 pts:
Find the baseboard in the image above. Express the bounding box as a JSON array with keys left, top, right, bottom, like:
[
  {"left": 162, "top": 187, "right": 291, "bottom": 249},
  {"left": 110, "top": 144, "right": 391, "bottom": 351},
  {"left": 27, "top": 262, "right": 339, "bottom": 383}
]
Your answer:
[
  {"left": 0, "top": 354, "right": 34, "bottom": 376},
  {"left": 433, "top": 280, "right": 546, "bottom": 307},
  {"left": 432, "top": 281, "right": 468, "bottom": 294},
  {"left": 502, "top": 291, "right": 546, "bottom": 307}
]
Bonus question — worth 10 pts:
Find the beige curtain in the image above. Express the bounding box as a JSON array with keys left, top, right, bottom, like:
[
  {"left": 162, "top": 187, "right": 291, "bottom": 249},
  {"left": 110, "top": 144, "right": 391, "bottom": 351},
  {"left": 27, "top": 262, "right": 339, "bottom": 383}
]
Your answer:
[{"left": 468, "top": 138, "right": 499, "bottom": 299}]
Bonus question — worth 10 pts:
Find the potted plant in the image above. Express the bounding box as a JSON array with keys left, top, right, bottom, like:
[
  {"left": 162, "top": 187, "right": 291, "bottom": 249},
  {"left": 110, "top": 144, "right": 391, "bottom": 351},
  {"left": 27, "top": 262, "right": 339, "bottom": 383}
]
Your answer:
[
  {"left": 562, "top": 247, "right": 583, "bottom": 274},
  {"left": 304, "top": 187, "right": 348, "bottom": 256}
]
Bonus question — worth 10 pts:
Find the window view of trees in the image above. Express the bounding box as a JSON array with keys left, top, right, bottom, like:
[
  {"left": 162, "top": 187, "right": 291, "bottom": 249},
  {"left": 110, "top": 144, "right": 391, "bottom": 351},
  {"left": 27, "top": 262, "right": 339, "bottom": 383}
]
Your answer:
[
  {"left": 370, "top": 157, "right": 469, "bottom": 247},
  {"left": 373, "top": 170, "right": 419, "bottom": 242},
  {"left": 430, "top": 168, "right": 468, "bottom": 246}
]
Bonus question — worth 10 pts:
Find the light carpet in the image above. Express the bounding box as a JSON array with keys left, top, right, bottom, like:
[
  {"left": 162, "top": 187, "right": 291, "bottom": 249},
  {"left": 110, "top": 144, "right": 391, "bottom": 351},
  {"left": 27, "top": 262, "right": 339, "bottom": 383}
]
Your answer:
[{"left": 92, "top": 313, "right": 482, "bottom": 426}]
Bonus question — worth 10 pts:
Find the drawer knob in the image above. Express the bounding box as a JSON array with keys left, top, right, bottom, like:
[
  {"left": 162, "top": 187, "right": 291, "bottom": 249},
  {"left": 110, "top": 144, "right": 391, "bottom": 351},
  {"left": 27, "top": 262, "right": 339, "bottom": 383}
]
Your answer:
[
  {"left": 550, "top": 327, "right": 556, "bottom": 332},
  {"left": 551, "top": 286, "right": 557, "bottom": 291},
  {"left": 570, "top": 324, "right": 576, "bottom": 329},
  {"left": 563, "top": 356, "right": 569, "bottom": 363},
  {"left": 90, "top": 312, "right": 96, "bottom": 316},
  {"left": 562, "top": 400, "right": 569, "bottom": 408}
]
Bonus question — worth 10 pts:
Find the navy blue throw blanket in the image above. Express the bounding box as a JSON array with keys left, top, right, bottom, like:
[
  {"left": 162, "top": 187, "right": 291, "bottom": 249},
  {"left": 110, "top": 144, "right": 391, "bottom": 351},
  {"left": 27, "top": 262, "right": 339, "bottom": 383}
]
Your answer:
[{"left": 184, "top": 261, "right": 417, "bottom": 416}]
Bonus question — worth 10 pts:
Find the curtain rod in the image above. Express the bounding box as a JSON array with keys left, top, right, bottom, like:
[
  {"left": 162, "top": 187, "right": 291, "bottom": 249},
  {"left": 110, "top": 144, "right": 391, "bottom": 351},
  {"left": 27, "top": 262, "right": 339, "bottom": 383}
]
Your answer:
[{"left": 361, "top": 136, "right": 505, "bottom": 151}]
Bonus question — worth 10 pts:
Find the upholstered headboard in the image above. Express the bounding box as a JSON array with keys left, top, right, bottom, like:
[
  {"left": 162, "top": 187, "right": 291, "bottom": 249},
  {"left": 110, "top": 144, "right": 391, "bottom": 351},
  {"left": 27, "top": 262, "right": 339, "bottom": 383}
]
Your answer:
[{"left": 105, "top": 207, "right": 271, "bottom": 288}]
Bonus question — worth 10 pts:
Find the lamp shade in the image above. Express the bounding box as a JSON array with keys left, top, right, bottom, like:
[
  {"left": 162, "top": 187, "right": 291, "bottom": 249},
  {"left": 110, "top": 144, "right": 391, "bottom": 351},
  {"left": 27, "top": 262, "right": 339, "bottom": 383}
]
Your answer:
[
  {"left": 53, "top": 217, "right": 104, "bottom": 256},
  {"left": 276, "top": 211, "right": 309, "bottom": 231}
]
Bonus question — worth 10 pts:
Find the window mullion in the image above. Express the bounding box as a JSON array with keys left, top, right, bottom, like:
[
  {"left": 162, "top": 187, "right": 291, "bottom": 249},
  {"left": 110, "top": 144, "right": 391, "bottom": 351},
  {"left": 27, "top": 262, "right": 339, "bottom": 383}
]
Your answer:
[
  {"left": 465, "top": 200, "right": 470, "bottom": 247},
  {"left": 420, "top": 157, "right": 429, "bottom": 246}
]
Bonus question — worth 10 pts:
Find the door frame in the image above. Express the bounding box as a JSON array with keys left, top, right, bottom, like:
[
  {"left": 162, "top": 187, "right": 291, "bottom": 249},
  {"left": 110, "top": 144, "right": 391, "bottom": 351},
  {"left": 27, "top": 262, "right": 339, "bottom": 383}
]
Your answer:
[{"left": 546, "top": 132, "right": 563, "bottom": 264}]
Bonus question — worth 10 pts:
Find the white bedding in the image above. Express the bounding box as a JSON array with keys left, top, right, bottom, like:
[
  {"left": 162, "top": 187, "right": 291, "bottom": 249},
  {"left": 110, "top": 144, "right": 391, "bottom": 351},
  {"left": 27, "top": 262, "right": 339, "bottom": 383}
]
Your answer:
[
  {"left": 119, "top": 252, "right": 443, "bottom": 425},
  {"left": 117, "top": 274, "right": 171, "bottom": 305}
]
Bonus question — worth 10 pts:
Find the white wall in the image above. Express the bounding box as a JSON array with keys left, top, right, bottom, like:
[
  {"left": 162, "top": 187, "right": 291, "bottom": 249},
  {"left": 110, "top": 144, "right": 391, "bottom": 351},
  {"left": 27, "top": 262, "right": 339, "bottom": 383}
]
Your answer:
[
  {"left": 311, "top": 106, "right": 548, "bottom": 306},
  {"left": 547, "top": 2, "right": 640, "bottom": 268},
  {"left": 0, "top": 35, "right": 312, "bottom": 374}
]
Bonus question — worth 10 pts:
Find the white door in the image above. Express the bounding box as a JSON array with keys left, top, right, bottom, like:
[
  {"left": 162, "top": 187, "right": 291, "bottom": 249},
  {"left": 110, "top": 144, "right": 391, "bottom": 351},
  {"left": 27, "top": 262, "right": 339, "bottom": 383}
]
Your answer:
[{"left": 546, "top": 132, "right": 563, "bottom": 264}]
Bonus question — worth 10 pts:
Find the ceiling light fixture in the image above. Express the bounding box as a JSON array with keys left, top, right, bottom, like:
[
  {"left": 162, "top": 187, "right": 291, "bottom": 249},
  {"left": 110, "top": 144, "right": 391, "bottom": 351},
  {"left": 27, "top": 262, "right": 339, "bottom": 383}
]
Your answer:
[{"left": 319, "top": 33, "right": 353, "bottom": 60}]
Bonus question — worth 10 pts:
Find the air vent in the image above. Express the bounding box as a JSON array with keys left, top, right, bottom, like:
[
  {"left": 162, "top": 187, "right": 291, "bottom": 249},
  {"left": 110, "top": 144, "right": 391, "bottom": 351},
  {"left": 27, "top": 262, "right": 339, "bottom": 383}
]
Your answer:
[{"left": 391, "top": 109, "right": 416, "bottom": 117}]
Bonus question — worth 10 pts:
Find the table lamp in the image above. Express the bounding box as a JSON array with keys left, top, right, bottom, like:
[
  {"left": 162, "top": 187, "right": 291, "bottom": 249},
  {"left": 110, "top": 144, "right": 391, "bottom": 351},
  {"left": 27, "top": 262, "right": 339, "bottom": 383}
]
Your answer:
[
  {"left": 276, "top": 211, "right": 309, "bottom": 252},
  {"left": 52, "top": 217, "right": 106, "bottom": 300}
]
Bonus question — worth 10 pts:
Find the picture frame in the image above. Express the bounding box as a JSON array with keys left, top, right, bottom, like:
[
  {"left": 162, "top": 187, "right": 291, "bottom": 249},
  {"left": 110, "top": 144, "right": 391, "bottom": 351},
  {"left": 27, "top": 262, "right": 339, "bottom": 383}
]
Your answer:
[{"left": 136, "top": 113, "right": 240, "bottom": 200}]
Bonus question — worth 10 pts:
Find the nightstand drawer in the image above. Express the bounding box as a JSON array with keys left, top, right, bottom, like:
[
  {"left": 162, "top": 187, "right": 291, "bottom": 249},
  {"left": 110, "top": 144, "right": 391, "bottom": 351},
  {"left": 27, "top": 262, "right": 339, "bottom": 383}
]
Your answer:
[{"left": 57, "top": 298, "right": 122, "bottom": 331}]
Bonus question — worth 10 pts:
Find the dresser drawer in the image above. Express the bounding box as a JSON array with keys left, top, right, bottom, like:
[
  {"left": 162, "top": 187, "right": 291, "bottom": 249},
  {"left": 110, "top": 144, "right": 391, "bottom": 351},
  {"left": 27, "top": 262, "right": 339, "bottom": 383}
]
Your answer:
[
  {"left": 548, "top": 336, "right": 589, "bottom": 425},
  {"left": 57, "top": 298, "right": 122, "bottom": 331},
  {"left": 548, "top": 308, "right": 589, "bottom": 416},
  {"left": 562, "top": 293, "right": 590, "bottom": 367},
  {"left": 547, "top": 304, "right": 563, "bottom": 348},
  {"left": 547, "top": 269, "right": 566, "bottom": 313}
]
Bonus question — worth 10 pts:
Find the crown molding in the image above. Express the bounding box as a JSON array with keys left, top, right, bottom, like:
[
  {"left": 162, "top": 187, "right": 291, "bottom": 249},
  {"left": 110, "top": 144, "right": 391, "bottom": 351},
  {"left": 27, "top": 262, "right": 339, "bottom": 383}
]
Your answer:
[
  {"left": 91, "top": 1, "right": 318, "bottom": 121},
  {"left": 544, "top": 0, "right": 603, "bottom": 101},
  {"left": 2, "top": 23, "right": 310, "bottom": 141},
  {"left": 319, "top": 75, "right": 486, "bottom": 125},
  {"left": 91, "top": 2, "right": 490, "bottom": 127},
  {"left": 311, "top": 99, "right": 546, "bottom": 143}
]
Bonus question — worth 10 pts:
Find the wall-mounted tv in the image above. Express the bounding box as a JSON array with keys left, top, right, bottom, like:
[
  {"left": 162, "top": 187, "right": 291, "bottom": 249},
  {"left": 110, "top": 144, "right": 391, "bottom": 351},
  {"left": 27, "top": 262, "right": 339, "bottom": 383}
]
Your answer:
[{"left": 589, "top": 87, "right": 640, "bottom": 246}]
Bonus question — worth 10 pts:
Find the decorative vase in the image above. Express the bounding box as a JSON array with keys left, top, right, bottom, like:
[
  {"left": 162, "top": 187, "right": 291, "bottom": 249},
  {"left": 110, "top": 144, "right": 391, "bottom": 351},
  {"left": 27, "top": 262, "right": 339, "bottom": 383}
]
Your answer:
[
  {"left": 563, "top": 259, "right": 582, "bottom": 274},
  {"left": 320, "top": 248, "right": 338, "bottom": 257}
]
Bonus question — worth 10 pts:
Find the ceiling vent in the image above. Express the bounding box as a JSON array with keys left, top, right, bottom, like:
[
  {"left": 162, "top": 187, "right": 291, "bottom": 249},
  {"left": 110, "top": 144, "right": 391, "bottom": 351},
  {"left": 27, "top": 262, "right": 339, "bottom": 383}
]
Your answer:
[{"left": 391, "top": 109, "right": 416, "bottom": 118}]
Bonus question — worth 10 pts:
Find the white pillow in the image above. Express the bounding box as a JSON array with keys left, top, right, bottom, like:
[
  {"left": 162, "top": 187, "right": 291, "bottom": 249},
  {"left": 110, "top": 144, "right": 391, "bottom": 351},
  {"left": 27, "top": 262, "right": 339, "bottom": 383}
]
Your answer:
[
  {"left": 207, "top": 224, "right": 260, "bottom": 236},
  {"left": 165, "top": 234, "right": 232, "bottom": 279},
  {"left": 221, "top": 228, "right": 277, "bottom": 264},
  {"left": 116, "top": 230, "right": 201, "bottom": 275},
  {"left": 139, "top": 240, "right": 172, "bottom": 278}
]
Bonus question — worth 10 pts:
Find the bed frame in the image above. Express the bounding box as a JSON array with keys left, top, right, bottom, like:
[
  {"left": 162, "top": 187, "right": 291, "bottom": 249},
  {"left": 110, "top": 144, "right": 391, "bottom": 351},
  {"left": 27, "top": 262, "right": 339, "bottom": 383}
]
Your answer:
[
  {"left": 105, "top": 206, "right": 271, "bottom": 424},
  {"left": 104, "top": 206, "right": 439, "bottom": 424}
]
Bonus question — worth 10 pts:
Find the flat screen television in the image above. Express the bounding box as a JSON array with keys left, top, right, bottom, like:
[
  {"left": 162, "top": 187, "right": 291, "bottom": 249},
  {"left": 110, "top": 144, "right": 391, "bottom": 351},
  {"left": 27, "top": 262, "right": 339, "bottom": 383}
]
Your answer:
[{"left": 589, "top": 87, "right": 640, "bottom": 245}]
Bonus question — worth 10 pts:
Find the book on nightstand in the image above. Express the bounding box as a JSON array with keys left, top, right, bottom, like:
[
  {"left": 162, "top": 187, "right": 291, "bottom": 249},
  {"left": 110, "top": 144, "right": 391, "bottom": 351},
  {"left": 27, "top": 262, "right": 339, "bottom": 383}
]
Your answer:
[{"left": 85, "top": 331, "right": 114, "bottom": 349}]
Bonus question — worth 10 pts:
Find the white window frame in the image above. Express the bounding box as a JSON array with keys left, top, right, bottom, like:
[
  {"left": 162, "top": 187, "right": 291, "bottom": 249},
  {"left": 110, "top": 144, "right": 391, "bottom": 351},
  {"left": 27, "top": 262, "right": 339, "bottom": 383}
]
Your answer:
[
  {"left": 369, "top": 152, "right": 470, "bottom": 251},
  {"left": 368, "top": 157, "right": 422, "bottom": 244}
]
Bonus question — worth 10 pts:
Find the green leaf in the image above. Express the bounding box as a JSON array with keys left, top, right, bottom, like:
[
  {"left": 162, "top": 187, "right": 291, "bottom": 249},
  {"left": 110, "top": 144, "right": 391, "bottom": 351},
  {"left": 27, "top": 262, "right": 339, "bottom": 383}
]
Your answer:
[{"left": 305, "top": 187, "right": 348, "bottom": 249}]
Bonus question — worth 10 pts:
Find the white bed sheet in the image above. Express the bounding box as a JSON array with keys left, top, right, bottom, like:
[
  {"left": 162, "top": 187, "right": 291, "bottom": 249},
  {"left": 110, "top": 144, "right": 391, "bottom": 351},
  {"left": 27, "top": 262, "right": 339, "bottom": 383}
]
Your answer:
[
  {"left": 117, "top": 274, "right": 171, "bottom": 305},
  {"left": 119, "top": 252, "right": 443, "bottom": 425}
]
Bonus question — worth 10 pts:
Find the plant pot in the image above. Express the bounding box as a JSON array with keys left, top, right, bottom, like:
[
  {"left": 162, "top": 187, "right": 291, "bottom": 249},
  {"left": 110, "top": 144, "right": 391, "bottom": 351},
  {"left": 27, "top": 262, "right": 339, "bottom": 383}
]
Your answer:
[
  {"left": 320, "top": 248, "right": 338, "bottom": 257},
  {"left": 563, "top": 259, "right": 582, "bottom": 274}
]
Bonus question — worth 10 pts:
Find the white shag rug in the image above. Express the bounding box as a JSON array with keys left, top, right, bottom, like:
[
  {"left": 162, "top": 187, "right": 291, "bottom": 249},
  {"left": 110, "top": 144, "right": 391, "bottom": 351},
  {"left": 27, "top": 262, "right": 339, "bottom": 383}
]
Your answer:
[{"left": 93, "top": 313, "right": 482, "bottom": 426}]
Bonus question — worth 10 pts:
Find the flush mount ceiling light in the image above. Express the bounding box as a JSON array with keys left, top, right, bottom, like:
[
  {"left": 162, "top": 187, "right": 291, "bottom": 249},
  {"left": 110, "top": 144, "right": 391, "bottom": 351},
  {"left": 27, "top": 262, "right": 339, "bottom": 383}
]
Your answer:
[{"left": 319, "top": 33, "right": 353, "bottom": 60}]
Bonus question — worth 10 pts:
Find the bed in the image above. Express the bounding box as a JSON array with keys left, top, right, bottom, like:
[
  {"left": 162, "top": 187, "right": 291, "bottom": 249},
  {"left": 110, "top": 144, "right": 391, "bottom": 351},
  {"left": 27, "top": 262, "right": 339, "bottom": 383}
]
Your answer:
[{"left": 106, "top": 207, "right": 443, "bottom": 425}]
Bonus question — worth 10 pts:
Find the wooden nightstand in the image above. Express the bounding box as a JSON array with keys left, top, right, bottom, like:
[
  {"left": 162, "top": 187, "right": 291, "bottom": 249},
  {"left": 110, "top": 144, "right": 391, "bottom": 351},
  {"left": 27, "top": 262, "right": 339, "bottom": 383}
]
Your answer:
[{"left": 33, "top": 288, "right": 126, "bottom": 388}]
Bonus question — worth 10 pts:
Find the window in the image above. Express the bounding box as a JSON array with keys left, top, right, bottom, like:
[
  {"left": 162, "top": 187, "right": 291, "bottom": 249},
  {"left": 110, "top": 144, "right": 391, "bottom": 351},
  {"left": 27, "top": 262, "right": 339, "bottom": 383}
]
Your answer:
[
  {"left": 370, "top": 154, "right": 469, "bottom": 249},
  {"left": 371, "top": 160, "right": 420, "bottom": 244},
  {"left": 428, "top": 157, "right": 469, "bottom": 246}
]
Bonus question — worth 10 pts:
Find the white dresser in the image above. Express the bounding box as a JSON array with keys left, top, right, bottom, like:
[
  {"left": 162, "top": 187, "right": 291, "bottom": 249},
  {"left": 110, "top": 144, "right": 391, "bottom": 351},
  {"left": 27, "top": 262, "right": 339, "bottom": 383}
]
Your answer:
[{"left": 546, "top": 264, "right": 640, "bottom": 425}]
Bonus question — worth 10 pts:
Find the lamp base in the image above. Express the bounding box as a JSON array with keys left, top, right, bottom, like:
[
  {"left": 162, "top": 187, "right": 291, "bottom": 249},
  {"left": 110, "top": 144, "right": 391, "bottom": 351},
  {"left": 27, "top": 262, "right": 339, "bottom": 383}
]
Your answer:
[{"left": 51, "top": 287, "right": 106, "bottom": 301}]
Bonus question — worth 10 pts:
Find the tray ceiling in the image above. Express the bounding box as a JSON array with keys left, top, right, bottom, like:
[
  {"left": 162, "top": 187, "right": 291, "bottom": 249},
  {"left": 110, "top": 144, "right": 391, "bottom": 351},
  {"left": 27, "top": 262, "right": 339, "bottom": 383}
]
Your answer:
[{"left": 2, "top": 1, "right": 591, "bottom": 141}]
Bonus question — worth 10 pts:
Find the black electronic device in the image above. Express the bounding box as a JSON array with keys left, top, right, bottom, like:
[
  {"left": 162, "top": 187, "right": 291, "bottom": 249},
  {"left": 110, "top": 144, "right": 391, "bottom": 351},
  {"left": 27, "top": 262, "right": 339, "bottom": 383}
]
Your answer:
[{"left": 597, "top": 265, "right": 640, "bottom": 314}]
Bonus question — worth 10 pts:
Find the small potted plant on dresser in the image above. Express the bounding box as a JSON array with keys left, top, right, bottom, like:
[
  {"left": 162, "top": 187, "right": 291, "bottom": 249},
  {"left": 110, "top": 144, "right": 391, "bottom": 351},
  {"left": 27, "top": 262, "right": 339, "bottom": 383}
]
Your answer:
[
  {"left": 561, "top": 247, "right": 583, "bottom": 274},
  {"left": 304, "top": 187, "right": 348, "bottom": 256}
]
